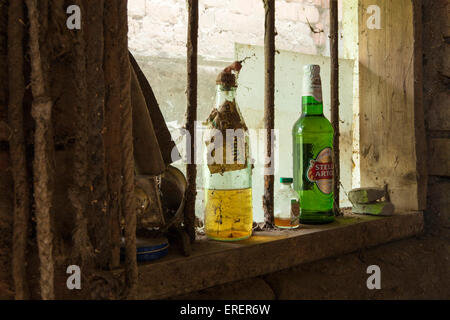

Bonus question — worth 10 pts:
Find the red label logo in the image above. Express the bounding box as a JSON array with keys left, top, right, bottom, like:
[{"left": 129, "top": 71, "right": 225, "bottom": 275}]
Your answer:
[
  {"left": 307, "top": 148, "right": 333, "bottom": 194},
  {"left": 307, "top": 161, "right": 333, "bottom": 181}
]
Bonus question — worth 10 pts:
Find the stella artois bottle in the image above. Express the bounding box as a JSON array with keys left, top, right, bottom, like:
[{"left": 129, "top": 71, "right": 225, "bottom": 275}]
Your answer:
[{"left": 292, "top": 65, "right": 334, "bottom": 224}]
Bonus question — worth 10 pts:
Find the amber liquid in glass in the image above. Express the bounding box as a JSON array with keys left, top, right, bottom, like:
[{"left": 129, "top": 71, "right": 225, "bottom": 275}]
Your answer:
[
  {"left": 274, "top": 217, "right": 300, "bottom": 229},
  {"left": 204, "top": 188, "right": 253, "bottom": 241}
]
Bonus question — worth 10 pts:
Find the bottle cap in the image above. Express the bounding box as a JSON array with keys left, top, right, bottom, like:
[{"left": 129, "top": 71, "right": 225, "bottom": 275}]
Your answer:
[
  {"left": 280, "top": 177, "right": 293, "bottom": 183},
  {"left": 216, "top": 72, "right": 236, "bottom": 87},
  {"left": 302, "top": 64, "right": 322, "bottom": 102},
  {"left": 216, "top": 61, "right": 242, "bottom": 88},
  {"left": 303, "top": 64, "right": 321, "bottom": 75}
]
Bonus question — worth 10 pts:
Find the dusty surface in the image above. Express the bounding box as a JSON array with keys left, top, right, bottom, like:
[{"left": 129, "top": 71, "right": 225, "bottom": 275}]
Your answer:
[
  {"left": 133, "top": 212, "right": 423, "bottom": 299},
  {"left": 175, "top": 234, "right": 450, "bottom": 300}
]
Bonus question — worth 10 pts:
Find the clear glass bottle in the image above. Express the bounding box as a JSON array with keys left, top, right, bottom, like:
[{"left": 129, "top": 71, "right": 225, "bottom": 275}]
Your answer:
[
  {"left": 203, "top": 64, "right": 253, "bottom": 241},
  {"left": 274, "top": 178, "right": 300, "bottom": 229}
]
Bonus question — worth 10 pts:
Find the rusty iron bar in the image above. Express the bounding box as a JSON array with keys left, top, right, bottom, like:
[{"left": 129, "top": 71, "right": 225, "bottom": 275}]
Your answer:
[
  {"left": 185, "top": 0, "right": 198, "bottom": 242},
  {"left": 85, "top": 0, "right": 110, "bottom": 270},
  {"left": 263, "top": 0, "right": 275, "bottom": 227},
  {"left": 118, "top": 0, "right": 138, "bottom": 297},
  {"left": 330, "top": 0, "right": 340, "bottom": 215},
  {"left": 103, "top": 0, "right": 122, "bottom": 268},
  {"left": 25, "top": 0, "right": 55, "bottom": 300},
  {"left": 70, "top": 0, "right": 95, "bottom": 269},
  {"left": 8, "top": 0, "right": 30, "bottom": 300}
]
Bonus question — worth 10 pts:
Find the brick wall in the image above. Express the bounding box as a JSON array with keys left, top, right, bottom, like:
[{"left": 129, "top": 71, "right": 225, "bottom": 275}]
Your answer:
[{"left": 128, "top": 0, "right": 343, "bottom": 59}]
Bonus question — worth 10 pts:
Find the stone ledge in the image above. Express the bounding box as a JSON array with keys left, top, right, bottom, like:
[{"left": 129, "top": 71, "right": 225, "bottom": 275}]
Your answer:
[{"left": 131, "top": 212, "right": 424, "bottom": 299}]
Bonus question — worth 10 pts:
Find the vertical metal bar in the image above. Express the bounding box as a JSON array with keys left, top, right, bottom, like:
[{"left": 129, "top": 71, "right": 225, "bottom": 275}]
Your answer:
[
  {"left": 185, "top": 0, "right": 198, "bottom": 241},
  {"left": 263, "top": 0, "right": 275, "bottom": 227},
  {"left": 104, "top": 0, "right": 122, "bottom": 268},
  {"left": 411, "top": 0, "right": 427, "bottom": 210},
  {"left": 330, "top": 0, "right": 340, "bottom": 215},
  {"left": 118, "top": 0, "right": 138, "bottom": 297},
  {"left": 85, "top": 0, "right": 109, "bottom": 270},
  {"left": 70, "top": 0, "right": 93, "bottom": 268},
  {"left": 26, "top": 0, "right": 55, "bottom": 300},
  {"left": 8, "top": 0, "right": 30, "bottom": 300}
]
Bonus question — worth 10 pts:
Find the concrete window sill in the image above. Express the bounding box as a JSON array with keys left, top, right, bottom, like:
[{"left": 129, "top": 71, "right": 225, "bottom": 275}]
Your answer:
[{"left": 130, "top": 212, "right": 423, "bottom": 299}]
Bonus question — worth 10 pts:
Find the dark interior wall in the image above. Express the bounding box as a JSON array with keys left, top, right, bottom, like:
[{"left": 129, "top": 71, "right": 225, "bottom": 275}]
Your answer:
[
  {"left": 0, "top": 0, "right": 12, "bottom": 299},
  {"left": 423, "top": 0, "right": 450, "bottom": 234}
]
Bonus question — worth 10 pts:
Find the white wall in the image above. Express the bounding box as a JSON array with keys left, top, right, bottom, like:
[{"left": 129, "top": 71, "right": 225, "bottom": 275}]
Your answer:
[{"left": 128, "top": 0, "right": 344, "bottom": 59}]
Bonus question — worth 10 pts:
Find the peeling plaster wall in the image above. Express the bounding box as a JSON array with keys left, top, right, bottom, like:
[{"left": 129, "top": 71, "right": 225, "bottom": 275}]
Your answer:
[{"left": 128, "top": 0, "right": 345, "bottom": 59}]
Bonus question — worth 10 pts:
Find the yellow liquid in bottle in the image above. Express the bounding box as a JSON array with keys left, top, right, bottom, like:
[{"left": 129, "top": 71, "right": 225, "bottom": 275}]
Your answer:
[{"left": 205, "top": 188, "right": 253, "bottom": 241}]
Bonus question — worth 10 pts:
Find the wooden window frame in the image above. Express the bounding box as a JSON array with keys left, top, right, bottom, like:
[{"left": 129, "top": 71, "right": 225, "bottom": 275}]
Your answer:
[{"left": 358, "top": 0, "right": 427, "bottom": 212}]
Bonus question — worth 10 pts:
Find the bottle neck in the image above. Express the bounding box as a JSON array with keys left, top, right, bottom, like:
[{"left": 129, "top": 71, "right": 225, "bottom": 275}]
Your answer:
[
  {"left": 302, "top": 95, "right": 323, "bottom": 116},
  {"left": 215, "top": 85, "right": 237, "bottom": 107},
  {"left": 302, "top": 64, "right": 323, "bottom": 116}
]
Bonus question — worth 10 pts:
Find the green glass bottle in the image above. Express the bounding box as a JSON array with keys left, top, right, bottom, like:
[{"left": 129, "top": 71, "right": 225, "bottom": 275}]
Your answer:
[{"left": 292, "top": 65, "right": 334, "bottom": 224}]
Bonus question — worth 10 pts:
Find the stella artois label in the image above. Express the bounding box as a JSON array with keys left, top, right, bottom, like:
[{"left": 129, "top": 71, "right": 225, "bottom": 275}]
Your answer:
[{"left": 306, "top": 147, "right": 333, "bottom": 194}]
